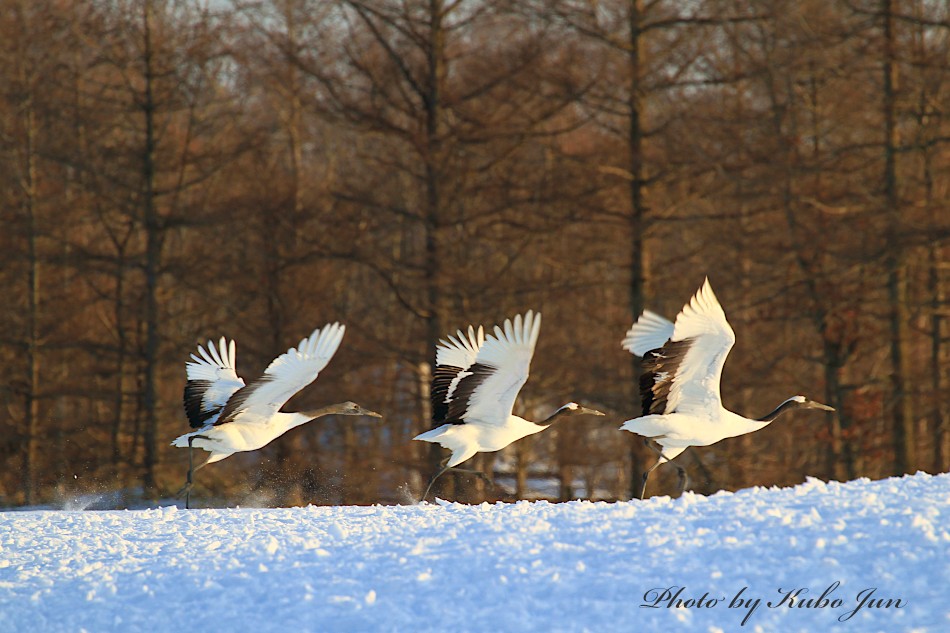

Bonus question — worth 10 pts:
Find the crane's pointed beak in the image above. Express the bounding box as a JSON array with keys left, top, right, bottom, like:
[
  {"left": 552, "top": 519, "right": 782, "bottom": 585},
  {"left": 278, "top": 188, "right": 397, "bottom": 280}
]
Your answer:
[
  {"left": 808, "top": 400, "right": 835, "bottom": 412},
  {"left": 360, "top": 408, "right": 383, "bottom": 418},
  {"left": 578, "top": 406, "right": 606, "bottom": 416}
]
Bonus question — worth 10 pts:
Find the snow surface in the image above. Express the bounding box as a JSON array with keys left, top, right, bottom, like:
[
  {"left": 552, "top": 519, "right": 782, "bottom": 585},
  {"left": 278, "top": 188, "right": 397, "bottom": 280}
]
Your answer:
[{"left": 2, "top": 473, "right": 948, "bottom": 633}]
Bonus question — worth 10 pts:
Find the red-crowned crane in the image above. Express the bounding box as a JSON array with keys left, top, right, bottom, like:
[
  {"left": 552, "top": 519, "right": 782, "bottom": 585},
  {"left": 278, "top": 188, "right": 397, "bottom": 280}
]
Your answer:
[
  {"left": 621, "top": 279, "right": 834, "bottom": 499},
  {"left": 414, "top": 311, "right": 604, "bottom": 501},
  {"left": 171, "top": 323, "right": 381, "bottom": 507}
]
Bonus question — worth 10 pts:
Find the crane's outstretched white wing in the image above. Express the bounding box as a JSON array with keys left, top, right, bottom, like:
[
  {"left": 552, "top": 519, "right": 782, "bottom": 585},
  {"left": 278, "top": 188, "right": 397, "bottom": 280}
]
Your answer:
[
  {"left": 215, "top": 323, "right": 345, "bottom": 426},
  {"left": 622, "top": 310, "right": 674, "bottom": 357},
  {"left": 183, "top": 337, "right": 246, "bottom": 428},
  {"left": 431, "top": 325, "right": 485, "bottom": 425},
  {"left": 444, "top": 311, "right": 541, "bottom": 427},
  {"left": 639, "top": 279, "right": 735, "bottom": 419}
]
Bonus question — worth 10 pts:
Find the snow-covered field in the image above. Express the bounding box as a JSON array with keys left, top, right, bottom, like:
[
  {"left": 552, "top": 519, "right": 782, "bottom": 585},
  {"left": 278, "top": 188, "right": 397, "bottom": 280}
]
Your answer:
[{"left": 1, "top": 474, "right": 947, "bottom": 633}]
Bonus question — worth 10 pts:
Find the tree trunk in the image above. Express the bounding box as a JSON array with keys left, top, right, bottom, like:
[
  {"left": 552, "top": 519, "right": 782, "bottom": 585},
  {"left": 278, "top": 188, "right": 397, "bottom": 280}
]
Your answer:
[
  {"left": 626, "top": 0, "right": 648, "bottom": 500},
  {"left": 268, "top": 1, "right": 306, "bottom": 506},
  {"left": 23, "top": 99, "right": 40, "bottom": 506},
  {"left": 515, "top": 439, "right": 529, "bottom": 499},
  {"left": 111, "top": 255, "right": 128, "bottom": 472},
  {"left": 882, "top": 0, "right": 914, "bottom": 474},
  {"left": 141, "top": 0, "right": 161, "bottom": 494},
  {"left": 929, "top": 244, "right": 946, "bottom": 472},
  {"left": 915, "top": 69, "right": 947, "bottom": 475},
  {"left": 558, "top": 462, "right": 573, "bottom": 502},
  {"left": 423, "top": 0, "right": 451, "bottom": 496}
]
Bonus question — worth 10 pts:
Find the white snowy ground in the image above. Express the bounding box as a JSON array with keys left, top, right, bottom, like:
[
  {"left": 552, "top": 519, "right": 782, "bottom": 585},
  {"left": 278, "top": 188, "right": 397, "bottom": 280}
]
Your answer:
[{"left": 1, "top": 474, "right": 947, "bottom": 633}]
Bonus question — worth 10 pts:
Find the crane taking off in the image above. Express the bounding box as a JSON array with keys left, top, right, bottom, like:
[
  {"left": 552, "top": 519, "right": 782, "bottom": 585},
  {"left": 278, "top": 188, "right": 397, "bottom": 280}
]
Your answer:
[
  {"left": 415, "top": 311, "right": 604, "bottom": 501},
  {"left": 172, "top": 324, "right": 380, "bottom": 507},
  {"left": 621, "top": 279, "right": 834, "bottom": 499}
]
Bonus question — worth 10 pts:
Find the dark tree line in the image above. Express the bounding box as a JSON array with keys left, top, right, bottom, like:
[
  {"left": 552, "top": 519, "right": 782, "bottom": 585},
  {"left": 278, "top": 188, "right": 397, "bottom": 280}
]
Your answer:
[{"left": 1, "top": 0, "right": 948, "bottom": 507}]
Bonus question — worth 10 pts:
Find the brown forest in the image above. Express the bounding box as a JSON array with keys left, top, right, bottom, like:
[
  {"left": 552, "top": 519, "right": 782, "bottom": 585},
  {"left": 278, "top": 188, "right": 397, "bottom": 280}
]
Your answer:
[{"left": 1, "top": 0, "right": 948, "bottom": 508}]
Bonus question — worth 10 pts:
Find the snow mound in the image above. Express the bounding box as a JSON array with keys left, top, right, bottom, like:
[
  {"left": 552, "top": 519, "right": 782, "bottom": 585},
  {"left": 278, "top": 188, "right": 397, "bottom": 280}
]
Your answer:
[{"left": 1, "top": 473, "right": 947, "bottom": 632}]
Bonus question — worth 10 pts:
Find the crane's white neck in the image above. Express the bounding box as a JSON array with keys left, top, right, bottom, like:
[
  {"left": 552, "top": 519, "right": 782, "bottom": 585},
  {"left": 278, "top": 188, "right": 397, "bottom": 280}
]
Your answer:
[
  {"left": 720, "top": 409, "right": 772, "bottom": 439},
  {"left": 722, "top": 396, "right": 811, "bottom": 439},
  {"left": 509, "top": 415, "right": 548, "bottom": 438}
]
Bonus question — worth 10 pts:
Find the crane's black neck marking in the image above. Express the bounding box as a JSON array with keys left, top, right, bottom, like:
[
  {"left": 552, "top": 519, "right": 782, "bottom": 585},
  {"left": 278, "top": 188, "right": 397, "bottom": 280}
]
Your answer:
[
  {"left": 755, "top": 398, "right": 804, "bottom": 423},
  {"left": 537, "top": 406, "right": 576, "bottom": 428}
]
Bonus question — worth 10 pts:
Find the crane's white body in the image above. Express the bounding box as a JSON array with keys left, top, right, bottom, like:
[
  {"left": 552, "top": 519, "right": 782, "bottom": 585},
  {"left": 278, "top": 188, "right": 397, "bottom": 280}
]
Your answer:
[
  {"left": 621, "top": 279, "right": 832, "bottom": 487},
  {"left": 172, "top": 324, "right": 346, "bottom": 464},
  {"left": 415, "top": 311, "right": 574, "bottom": 469},
  {"left": 624, "top": 411, "right": 766, "bottom": 462},
  {"left": 621, "top": 279, "right": 744, "bottom": 458},
  {"left": 416, "top": 414, "right": 547, "bottom": 468},
  {"left": 172, "top": 411, "right": 312, "bottom": 464}
]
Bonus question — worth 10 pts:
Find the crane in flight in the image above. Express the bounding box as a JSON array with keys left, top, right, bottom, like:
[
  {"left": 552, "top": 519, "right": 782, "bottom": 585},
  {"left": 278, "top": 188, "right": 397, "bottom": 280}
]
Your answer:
[
  {"left": 172, "top": 323, "right": 380, "bottom": 507},
  {"left": 415, "top": 311, "right": 604, "bottom": 501},
  {"left": 620, "top": 279, "right": 834, "bottom": 499}
]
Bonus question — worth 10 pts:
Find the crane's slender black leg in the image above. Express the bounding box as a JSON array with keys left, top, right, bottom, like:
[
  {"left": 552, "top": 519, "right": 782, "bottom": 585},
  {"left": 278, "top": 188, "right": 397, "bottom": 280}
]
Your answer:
[
  {"left": 420, "top": 459, "right": 494, "bottom": 503},
  {"left": 640, "top": 440, "right": 681, "bottom": 501},
  {"left": 177, "top": 435, "right": 210, "bottom": 509},
  {"left": 421, "top": 460, "right": 451, "bottom": 503},
  {"left": 640, "top": 459, "right": 663, "bottom": 500}
]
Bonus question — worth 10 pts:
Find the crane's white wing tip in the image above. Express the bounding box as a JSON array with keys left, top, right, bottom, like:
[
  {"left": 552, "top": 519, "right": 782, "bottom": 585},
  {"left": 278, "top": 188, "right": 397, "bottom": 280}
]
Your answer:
[
  {"left": 189, "top": 337, "right": 234, "bottom": 369},
  {"left": 314, "top": 322, "right": 345, "bottom": 358},
  {"left": 436, "top": 322, "right": 485, "bottom": 368},
  {"left": 622, "top": 310, "right": 674, "bottom": 356},
  {"left": 487, "top": 310, "right": 540, "bottom": 349},
  {"left": 671, "top": 277, "right": 734, "bottom": 344},
  {"left": 693, "top": 277, "right": 721, "bottom": 312}
]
